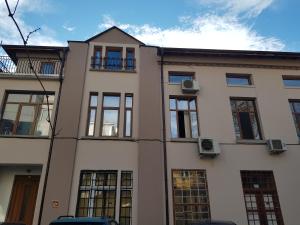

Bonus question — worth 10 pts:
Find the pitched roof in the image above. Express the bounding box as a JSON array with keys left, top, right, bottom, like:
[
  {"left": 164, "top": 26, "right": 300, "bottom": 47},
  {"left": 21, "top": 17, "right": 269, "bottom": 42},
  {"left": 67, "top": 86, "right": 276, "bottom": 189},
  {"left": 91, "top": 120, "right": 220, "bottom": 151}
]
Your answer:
[{"left": 85, "top": 26, "right": 145, "bottom": 45}]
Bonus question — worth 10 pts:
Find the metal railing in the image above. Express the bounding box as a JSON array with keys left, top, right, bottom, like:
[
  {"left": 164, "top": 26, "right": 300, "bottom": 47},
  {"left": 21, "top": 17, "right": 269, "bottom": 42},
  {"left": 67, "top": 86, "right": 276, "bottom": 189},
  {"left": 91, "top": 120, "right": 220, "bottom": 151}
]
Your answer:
[
  {"left": 0, "top": 55, "right": 62, "bottom": 75},
  {"left": 90, "top": 56, "right": 136, "bottom": 71}
]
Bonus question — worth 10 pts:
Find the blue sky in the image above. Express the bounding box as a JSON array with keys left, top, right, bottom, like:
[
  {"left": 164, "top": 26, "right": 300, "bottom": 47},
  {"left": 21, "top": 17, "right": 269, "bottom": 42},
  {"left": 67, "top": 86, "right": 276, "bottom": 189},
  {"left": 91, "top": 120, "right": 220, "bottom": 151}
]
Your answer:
[{"left": 1, "top": 0, "right": 300, "bottom": 51}]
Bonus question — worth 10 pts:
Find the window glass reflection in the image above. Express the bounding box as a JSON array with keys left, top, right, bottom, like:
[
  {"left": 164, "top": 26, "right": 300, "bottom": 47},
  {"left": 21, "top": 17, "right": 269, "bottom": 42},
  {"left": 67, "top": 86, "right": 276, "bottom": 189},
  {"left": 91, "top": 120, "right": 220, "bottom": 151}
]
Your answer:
[
  {"left": 102, "top": 110, "right": 119, "bottom": 136},
  {"left": 103, "top": 96, "right": 120, "bottom": 107}
]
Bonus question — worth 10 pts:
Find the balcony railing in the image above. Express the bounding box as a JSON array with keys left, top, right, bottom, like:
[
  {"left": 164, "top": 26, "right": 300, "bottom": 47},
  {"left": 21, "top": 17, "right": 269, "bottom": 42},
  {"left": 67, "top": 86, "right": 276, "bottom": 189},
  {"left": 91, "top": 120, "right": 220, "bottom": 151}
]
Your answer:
[
  {"left": 0, "top": 56, "right": 62, "bottom": 76},
  {"left": 90, "top": 57, "right": 136, "bottom": 71}
]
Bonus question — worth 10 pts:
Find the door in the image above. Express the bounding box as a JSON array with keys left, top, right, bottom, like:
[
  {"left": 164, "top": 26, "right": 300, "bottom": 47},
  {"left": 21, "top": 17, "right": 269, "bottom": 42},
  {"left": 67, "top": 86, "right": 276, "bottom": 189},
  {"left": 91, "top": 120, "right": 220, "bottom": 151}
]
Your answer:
[{"left": 6, "top": 175, "right": 40, "bottom": 225}]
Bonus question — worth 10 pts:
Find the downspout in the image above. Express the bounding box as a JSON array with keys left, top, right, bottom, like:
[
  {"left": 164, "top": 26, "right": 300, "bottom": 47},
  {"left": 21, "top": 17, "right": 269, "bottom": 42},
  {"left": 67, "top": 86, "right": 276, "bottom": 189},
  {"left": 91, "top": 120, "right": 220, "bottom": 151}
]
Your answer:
[
  {"left": 160, "top": 47, "right": 170, "bottom": 225},
  {"left": 37, "top": 48, "right": 67, "bottom": 225}
]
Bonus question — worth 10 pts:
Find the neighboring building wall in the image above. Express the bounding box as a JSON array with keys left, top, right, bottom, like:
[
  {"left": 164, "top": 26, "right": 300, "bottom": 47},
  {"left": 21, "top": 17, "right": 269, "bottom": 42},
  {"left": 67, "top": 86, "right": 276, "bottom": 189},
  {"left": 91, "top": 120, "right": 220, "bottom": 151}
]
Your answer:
[
  {"left": 163, "top": 57, "right": 300, "bottom": 225},
  {"left": 0, "top": 74, "right": 61, "bottom": 225}
]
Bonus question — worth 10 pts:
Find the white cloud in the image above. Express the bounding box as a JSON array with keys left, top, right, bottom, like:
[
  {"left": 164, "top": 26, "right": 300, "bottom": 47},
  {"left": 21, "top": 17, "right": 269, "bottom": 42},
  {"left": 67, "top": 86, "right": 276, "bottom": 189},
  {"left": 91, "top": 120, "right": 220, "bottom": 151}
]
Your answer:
[
  {"left": 63, "top": 25, "right": 75, "bottom": 32},
  {"left": 98, "top": 15, "right": 284, "bottom": 51},
  {"left": 0, "top": 0, "right": 64, "bottom": 47},
  {"left": 196, "top": 0, "right": 274, "bottom": 17}
]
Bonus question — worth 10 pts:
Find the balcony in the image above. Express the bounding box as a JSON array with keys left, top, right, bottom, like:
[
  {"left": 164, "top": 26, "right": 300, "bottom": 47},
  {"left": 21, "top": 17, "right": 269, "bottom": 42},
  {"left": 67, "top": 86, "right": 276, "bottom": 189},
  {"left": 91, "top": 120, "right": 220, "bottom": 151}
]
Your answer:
[
  {"left": 0, "top": 55, "right": 62, "bottom": 77},
  {"left": 90, "top": 57, "right": 136, "bottom": 72}
]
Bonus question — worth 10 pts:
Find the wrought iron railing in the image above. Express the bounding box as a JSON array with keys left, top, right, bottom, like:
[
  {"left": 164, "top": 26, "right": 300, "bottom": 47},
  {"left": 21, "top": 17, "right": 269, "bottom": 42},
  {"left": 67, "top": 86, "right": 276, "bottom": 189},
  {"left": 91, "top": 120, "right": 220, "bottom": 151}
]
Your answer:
[
  {"left": 0, "top": 56, "right": 62, "bottom": 75},
  {"left": 90, "top": 57, "right": 136, "bottom": 71}
]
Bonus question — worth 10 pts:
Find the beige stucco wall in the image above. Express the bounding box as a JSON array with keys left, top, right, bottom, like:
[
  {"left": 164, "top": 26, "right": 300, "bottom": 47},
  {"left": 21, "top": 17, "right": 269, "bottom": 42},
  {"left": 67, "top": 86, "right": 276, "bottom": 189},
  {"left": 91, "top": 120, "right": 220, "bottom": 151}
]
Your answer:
[
  {"left": 163, "top": 59, "right": 300, "bottom": 225},
  {"left": 68, "top": 140, "right": 138, "bottom": 223},
  {"left": 68, "top": 38, "right": 141, "bottom": 224}
]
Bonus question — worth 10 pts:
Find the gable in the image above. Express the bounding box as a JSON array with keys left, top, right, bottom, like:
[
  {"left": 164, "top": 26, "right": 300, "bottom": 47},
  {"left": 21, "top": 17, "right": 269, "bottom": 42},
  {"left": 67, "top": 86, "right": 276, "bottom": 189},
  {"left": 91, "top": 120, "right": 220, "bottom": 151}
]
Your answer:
[{"left": 86, "top": 26, "right": 144, "bottom": 45}]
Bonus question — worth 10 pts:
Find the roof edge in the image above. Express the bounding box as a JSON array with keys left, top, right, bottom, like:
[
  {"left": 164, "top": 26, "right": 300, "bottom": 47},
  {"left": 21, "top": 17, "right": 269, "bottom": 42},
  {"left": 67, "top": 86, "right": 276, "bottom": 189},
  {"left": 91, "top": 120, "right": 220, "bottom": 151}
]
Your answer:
[{"left": 85, "top": 26, "right": 145, "bottom": 45}]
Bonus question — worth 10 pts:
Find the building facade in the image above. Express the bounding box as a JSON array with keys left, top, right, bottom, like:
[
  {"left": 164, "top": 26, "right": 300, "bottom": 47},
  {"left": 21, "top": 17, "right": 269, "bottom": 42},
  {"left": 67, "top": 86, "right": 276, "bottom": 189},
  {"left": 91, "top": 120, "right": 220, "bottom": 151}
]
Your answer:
[{"left": 1, "top": 27, "right": 300, "bottom": 225}]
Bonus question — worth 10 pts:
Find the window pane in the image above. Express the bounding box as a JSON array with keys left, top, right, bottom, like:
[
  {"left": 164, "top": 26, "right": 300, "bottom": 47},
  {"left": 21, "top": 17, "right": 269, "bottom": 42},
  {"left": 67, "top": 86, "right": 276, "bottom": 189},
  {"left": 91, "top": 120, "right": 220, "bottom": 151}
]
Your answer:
[
  {"left": 87, "top": 109, "right": 96, "bottom": 136},
  {"left": 7, "top": 94, "right": 30, "bottom": 103},
  {"left": 231, "top": 99, "right": 261, "bottom": 140},
  {"left": 102, "top": 110, "right": 119, "bottom": 136},
  {"left": 189, "top": 99, "right": 196, "bottom": 110},
  {"left": 103, "top": 96, "right": 120, "bottom": 107},
  {"left": 125, "top": 110, "right": 132, "bottom": 137},
  {"left": 0, "top": 104, "right": 19, "bottom": 134},
  {"left": 227, "top": 75, "right": 251, "bottom": 85},
  {"left": 172, "top": 170, "right": 210, "bottom": 225},
  {"left": 177, "top": 100, "right": 188, "bottom": 110},
  {"left": 106, "top": 50, "right": 122, "bottom": 70},
  {"left": 190, "top": 112, "right": 199, "bottom": 138},
  {"left": 90, "top": 95, "right": 98, "bottom": 107},
  {"left": 170, "top": 111, "right": 178, "bottom": 138},
  {"left": 31, "top": 95, "right": 44, "bottom": 103},
  {"left": 77, "top": 171, "right": 117, "bottom": 218},
  {"left": 283, "top": 78, "right": 300, "bottom": 87},
  {"left": 125, "top": 96, "right": 133, "bottom": 108},
  {"left": 41, "top": 63, "right": 54, "bottom": 74},
  {"left": 291, "top": 101, "right": 300, "bottom": 112},
  {"left": 35, "top": 104, "right": 52, "bottom": 136},
  {"left": 16, "top": 106, "right": 35, "bottom": 135},
  {"left": 169, "top": 74, "right": 193, "bottom": 84},
  {"left": 107, "top": 50, "right": 122, "bottom": 59},
  {"left": 170, "top": 98, "right": 176, "bottom": 110}
]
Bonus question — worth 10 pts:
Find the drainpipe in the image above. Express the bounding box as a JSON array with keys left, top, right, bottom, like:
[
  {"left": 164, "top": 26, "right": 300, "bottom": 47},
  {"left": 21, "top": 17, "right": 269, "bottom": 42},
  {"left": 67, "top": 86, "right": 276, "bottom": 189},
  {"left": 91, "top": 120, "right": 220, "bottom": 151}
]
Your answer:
[
  {"left": 160, "top": 47, "right": 170, "bottom": 225},
  {"left": 37, "top": 48, "right": 67, "bottom": 225}
]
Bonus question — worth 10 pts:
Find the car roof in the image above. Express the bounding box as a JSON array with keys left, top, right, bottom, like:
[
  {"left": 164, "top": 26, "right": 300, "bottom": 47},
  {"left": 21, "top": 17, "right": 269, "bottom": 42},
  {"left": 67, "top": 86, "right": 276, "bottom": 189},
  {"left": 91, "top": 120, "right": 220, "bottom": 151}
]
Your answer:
[
  {"left": 191, "top": 220, "right": 237, "bottom": 225},
  {"left": 50, "top": 217, "right": 110, "bottom": 224}
]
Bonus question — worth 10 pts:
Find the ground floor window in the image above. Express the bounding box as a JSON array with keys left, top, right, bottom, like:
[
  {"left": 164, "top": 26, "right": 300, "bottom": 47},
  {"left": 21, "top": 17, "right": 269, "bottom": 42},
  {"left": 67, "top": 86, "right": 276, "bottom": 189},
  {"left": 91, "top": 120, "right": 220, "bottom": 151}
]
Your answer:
[
  {"left": 76, "top": 170, "right": 133, "bottom": 225},
  {"left": 172, "top": 170, "right": 210, "bottom": 225},
  {"left": 241, "top": 171, "right": 284, "bottom": 225},
  {"left": 119, "top": 171, "right": 133, "bottom": 225}
]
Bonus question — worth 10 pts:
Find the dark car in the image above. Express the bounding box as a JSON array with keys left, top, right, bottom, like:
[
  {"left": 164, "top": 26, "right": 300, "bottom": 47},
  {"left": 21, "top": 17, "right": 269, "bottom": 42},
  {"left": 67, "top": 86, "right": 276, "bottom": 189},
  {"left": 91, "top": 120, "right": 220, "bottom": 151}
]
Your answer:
[
  {"left": 49, "top": 216, "right": 119, "bottom": 225},
  {"left": 190, "top": 220, "right": 237, "bottom": 225}
]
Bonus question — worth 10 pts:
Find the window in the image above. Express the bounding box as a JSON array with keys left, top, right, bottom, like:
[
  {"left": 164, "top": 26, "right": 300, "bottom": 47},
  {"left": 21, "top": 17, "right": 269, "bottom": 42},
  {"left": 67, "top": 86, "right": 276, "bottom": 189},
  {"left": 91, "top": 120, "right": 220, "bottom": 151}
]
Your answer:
[
  {"left": 289, "top": 100, "right": 300, "bottom": 137},
  {"left": 125, "top": 48, "right": 135, "bottom": 70},
  {"left": 230, "top": 98, "right": 262, "bottom": 140},
  {"left": 226, "top": 74, "right": 252, "bottom": 86},
  {"left": 91, "top": 47, "right": 102, "bottom": 70},
  {"left": 77, "top": 171, "right": 117, "bottom": 217},
  {"left": 86, "top": 93, "right": 98, "bottom": 136},
  {"left": 172, "top": 170, "right": 210, "bottom": 225},
  {"left": 105, "top": 48, "right": 122, "bottom": 70},
  {"left": 170, "top": 97, "right": 199, "bottom": 138},
  {"left": 101, "top": 94, "right": 120, "bottom": 136},
  {"left": 40, "top": 62, "right": 55, "bottom": 74},
  {"left": 169, "top": 72, "right": 194, "bottom": 84},
  {"left": 124, "top": 94, "right": 133, "bottom": 137},
  {"left": 282, "top": 75, "right": 300, "bottom": 87},
  {"left": 76, "top": 170, "right": 133, "bottom": 222},
  {"left": 119, "top": 171, "right": 133, "bottom": 225},
  {"left": 0, "top": 92, "right": 55, "bottom": 136},
  {"left": 241, "top": 171, "right": 284, "bottom": 225}
]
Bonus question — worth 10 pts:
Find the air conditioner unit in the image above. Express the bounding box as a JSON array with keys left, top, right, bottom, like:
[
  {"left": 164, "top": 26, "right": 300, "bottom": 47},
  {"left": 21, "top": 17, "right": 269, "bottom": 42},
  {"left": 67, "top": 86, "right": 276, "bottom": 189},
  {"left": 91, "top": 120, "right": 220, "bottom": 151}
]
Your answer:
[
  {"left": 198, "top": 138, "right": 220, "bottom": 157},
  {"left": 181, "top": 80, "right": 199, "bottom": 93},
  {"left": 267, "top": 139, "right": 287, "bottom": 154}
]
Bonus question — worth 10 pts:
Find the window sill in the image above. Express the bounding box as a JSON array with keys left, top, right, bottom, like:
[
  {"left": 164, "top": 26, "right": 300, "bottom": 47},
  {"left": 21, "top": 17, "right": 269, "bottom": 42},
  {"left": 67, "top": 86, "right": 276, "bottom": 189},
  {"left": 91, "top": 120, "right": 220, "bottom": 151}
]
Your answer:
[
  {"left": 0, "top": 135, "right": 50, "bottom": 139},
  {"left": 170, "top": 138, "right": 198, "bottom": 143},
  {"left": 227, "top": 84, "right": 255, "bottom": 88},
  {"left": 236, "top": 139, "right": 266, "bottom": 145},
  {"left": 89, "top": 68, "right": 136, "bottom": 73},
  {"left": 81, "top": 136, "right": 135, "bottom": 141}
]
